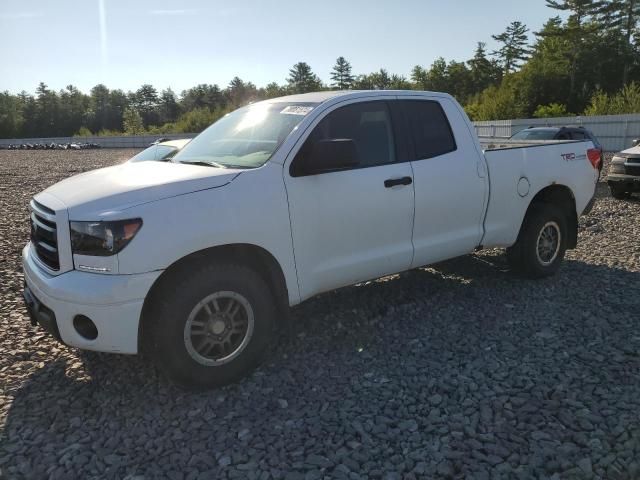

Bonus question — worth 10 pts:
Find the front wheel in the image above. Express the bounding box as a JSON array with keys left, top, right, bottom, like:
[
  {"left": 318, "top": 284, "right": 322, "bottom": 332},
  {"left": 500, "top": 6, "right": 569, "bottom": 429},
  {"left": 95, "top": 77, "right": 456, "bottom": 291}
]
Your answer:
[
  {"left": 145, "top": 263, "right": 276, "bottom": 389},
  {"left": 507, "top": 204, "right": 568, "bottom": 278}
]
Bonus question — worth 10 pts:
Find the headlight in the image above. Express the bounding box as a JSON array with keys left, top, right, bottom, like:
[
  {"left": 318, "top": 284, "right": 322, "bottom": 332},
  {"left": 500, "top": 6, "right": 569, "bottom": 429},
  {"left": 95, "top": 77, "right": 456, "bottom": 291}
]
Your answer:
[
  {"left": 70, "top": 219, "right": 142, "bottom": 256},
  {"left": 609, "top": 157, "right": 626, "bottom": 174}
]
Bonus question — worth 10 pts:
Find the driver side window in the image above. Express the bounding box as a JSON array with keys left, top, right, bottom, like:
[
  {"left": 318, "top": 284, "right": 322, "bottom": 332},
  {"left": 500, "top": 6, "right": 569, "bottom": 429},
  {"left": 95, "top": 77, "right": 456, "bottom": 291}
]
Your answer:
[{"left": 291, "top": 101, "right": 395, "bottom": 176}]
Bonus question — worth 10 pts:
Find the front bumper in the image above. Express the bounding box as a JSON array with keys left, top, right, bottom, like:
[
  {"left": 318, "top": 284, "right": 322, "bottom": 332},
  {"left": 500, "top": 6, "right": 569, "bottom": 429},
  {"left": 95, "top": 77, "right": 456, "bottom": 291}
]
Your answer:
[
  {"left": 607, "top": 173, "right": 640, "bottom": 191},
  {"left": 22, "top": 244, "right": 162, "bottom": 354}
]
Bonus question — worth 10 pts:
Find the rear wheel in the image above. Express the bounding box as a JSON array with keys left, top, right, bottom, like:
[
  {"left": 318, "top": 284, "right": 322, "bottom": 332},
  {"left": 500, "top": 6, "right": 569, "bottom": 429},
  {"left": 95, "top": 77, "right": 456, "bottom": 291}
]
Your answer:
[
  {"left": 146, "top": 263, "right": 276, "bottom": 389},
  {"left": 609, "top": 184, "right": 631, "bottom": 200},
  {"left": 507, "top": 204, "right": 568, "bottom": 278}
]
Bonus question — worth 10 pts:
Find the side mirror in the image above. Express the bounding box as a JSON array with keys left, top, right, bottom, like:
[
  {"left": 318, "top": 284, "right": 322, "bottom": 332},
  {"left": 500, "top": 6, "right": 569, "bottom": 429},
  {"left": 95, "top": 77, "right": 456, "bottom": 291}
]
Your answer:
[
  {"left": 297, "top": 139, "right": 359, "bottom": 176},
  {"left": 633, "top": 138, "right": 639, "bottom": 147}
]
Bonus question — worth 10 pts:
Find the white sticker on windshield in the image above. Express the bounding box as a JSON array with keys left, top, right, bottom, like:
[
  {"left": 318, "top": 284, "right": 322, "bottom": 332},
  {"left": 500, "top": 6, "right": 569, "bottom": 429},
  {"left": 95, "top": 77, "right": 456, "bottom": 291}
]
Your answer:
[{"left": 280, "top": 105, "right": 314, "bottom": 116}]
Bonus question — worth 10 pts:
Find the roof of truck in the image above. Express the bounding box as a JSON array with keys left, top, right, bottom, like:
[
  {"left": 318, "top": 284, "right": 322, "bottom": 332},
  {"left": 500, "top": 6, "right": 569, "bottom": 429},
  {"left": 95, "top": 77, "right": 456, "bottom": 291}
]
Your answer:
[{"left": 262, "top": 90, "right": 452, "bottom": 104}]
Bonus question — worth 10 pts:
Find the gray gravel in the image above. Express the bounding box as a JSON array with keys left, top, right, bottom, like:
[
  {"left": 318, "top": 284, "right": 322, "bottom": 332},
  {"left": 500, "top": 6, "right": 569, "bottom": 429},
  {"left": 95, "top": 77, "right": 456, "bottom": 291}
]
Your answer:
[{"left": 1, "top": 150, "right": 639, "bottom": 479}]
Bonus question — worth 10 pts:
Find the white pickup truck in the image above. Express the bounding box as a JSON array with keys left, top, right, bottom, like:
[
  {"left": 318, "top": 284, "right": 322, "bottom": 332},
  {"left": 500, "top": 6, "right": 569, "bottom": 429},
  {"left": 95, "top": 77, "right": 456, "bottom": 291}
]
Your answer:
[{"left": 23, "top": 90, "right": 600, "bottom": 388}]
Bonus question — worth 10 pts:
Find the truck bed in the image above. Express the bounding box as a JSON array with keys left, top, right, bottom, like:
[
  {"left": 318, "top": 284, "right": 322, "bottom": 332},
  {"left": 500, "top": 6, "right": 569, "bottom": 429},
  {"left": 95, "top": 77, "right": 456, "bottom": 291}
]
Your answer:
[{"left": 480, "top": 140, "right": 598, "bottom": 248}]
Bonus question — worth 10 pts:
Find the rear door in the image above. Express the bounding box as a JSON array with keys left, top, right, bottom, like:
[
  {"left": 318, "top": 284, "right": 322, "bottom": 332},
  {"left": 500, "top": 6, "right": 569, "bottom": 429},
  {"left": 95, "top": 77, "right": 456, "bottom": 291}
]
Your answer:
[
  {"left": 396, "top": 97, "right": 488, "bottom": 268},
  {"left": 284, "top": 98, "right": 415, "bottom": 300}
]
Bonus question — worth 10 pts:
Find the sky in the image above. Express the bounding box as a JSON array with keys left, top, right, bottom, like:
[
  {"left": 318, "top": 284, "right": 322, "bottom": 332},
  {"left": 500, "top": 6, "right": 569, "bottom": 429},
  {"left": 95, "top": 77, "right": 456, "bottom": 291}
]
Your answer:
[{"left": 0, "top": 0, "right": 563, "bottom": 95}]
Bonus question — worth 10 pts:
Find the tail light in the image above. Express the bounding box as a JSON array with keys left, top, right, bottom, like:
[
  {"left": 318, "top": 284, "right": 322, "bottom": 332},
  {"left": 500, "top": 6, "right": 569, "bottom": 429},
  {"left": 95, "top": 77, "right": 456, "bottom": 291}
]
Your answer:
[{"left": 587, "top": 148, "right": 602, "bottom": 170}]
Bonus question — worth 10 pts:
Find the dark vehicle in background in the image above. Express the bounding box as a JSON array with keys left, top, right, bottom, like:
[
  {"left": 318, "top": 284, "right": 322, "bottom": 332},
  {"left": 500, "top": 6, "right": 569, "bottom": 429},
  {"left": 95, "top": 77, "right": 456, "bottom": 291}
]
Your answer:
[
  {"left": 510, "top": 126, "right": 604, "bottom": 172},
  {"left": 128, "top": 138, "right": 191, "bottom": 163},
  {"left": 608, "top": 141, "right": 640, "bottom": 199}
]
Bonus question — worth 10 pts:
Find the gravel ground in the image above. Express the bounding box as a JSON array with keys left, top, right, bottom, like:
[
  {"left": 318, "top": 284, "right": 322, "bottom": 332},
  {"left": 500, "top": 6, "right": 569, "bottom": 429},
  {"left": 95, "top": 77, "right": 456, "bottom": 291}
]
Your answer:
[{"left": 1, "top": 150, "right": 639, "bottom": 480}]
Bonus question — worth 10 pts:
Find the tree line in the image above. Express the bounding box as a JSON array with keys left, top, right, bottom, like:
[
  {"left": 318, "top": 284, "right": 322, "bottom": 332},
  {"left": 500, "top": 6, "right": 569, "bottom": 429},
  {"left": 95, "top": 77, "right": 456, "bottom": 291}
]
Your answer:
[{"left": 1, "top": 0, "right": 639, "bottom": 139}]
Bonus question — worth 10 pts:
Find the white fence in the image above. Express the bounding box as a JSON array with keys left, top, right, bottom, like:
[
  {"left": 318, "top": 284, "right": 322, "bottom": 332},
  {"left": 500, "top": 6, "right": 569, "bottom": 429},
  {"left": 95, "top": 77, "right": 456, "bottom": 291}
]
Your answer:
[
  {"left": 2, "top": 113, "right": 639, "bottom": 152},
  {"left": 0, "top": 133, "right": 197, "bottom": 149},
  {"left": 474, "top": 113, "right": 640, "bottom": 152}
]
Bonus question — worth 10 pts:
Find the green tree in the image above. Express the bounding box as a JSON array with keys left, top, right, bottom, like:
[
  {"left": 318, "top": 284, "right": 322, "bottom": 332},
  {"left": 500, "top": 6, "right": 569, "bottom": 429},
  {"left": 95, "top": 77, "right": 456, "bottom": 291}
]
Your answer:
[
  {"left": 132, "top": 84, "right": 160, "bottom": 127},
  {"left": 411, "top": 65, "right": 429, "bottom": 90},
  {"left": 88, "top": 84, "right": 111, "bottom": 133},
  {"left": 59, "top": 85, "right": 89, "bottom": 135},
  {"left": 158, "top": 88, "right": 180, "bottom": 124},
  {"left": 533, "top": 103, "right": 572, "bottom": 117},
  {"left": 287, "top": 62, "right": 322, "bottom": 93},
  {"left": 226, "top": 77, "right": 257, "bottom": 107},
  {"left": 0, "top": 92, "right": 24, "bottom": 138},
  {"left": 542, "top": 1, "right": 602, "bottom": 103},
  {"left": 35, "top": 82, "right": 61, "bottom": 136},
  {"left": 181, "top": 84, "right": 223, "bottom": 111},
  {"left": 262, "top": 82, "right": 286, "bottom": 99},
  {"left": 108, "top": 89, "right": 128, "bottom": 131},
  {"left": 370, "top": 69, "right": 391, "bottom": 89},
  {"left": 172, "top": 107, "right": 230, "bottom": 133},
  {"left": 19, "top": 92, "right": 38, "bottom": 137},
  {"left": 467, "top": 42, "right": 502, "bottom": 94},
  {"left": 425, "top": 58, "right": 450, "bottom": 91},
  {"left": 465, "top": 80, "right": 526, "bottom": 121},
  {"left": 389, "top": 74, "right": 412, "bottom": 90},
  {"left": 491, "top": 21, "right": 531, "bottom": 73},
  {"left": 596, "top": 0, "right": 640, "bottom": 84},
  {"left": 584, "top": 82, "right": 640, "bottom": 114},
  {"left": 446, "top": 61, "right": 474, "bottom": 102},
  {"left": 330, "top": 56, "right": 355, "bottom": 89},
  {"left": 123, "top": 108, "right": 144, "bottom": 134}
]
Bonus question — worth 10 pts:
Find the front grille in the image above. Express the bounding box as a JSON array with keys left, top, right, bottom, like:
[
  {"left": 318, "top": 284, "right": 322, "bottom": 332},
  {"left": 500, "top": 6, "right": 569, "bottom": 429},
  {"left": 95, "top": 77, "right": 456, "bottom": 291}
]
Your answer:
[
  {"left": 30, "top": 200, "right": 59, "bottom": 271},
  {"left": 625, "top": 165, "right": 640, "bottom": 176}
]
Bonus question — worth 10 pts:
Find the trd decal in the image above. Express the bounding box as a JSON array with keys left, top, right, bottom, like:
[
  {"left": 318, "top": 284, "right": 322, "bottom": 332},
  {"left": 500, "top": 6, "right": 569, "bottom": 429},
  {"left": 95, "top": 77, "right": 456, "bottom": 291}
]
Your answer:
[{"left": 561, "top": 152, "right": 587, "bottom": 162}]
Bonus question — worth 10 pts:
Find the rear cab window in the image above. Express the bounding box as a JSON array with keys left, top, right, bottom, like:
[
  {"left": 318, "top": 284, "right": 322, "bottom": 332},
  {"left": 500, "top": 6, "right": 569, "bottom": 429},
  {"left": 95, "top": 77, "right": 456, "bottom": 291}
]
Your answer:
[
  {"left": 510, "top": 129, "right": 559, "bottom": 141},
  {"left": 399, "top": 100, "right": 457, "bottom": 160}
]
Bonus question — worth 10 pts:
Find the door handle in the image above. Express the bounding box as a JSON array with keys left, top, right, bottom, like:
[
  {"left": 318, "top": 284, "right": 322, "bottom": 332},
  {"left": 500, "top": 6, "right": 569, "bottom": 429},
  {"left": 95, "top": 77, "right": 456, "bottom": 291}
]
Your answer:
[{"left": 384, "top": 176, "right": 412, "bottom": 188}]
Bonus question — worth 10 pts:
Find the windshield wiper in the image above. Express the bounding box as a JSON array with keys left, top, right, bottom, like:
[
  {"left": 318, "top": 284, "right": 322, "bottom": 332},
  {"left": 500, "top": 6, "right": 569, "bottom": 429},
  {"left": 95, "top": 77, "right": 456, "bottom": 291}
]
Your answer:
[{"left": 179, "top": 160, "right": 227, "bottom": 168}]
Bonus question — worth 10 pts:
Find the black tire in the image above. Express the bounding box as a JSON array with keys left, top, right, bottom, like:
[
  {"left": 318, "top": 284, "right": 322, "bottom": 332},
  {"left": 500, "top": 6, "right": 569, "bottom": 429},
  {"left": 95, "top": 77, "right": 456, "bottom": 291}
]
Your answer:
[
  {"left": 506, "top": 204, "right": 568, "bottom": 278},
  {"left": 145, "top": 263, "right": 276, "bottom": 389},
  {"left": 609, "top": 184, "right": 631, "bottom": 200}
]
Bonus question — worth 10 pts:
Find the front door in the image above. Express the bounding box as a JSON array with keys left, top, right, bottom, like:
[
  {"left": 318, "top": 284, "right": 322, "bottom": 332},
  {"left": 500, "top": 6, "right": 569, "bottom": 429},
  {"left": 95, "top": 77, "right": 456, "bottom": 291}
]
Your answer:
[{"left": 284, "top": 99, "right": 415, "bottom": 301}]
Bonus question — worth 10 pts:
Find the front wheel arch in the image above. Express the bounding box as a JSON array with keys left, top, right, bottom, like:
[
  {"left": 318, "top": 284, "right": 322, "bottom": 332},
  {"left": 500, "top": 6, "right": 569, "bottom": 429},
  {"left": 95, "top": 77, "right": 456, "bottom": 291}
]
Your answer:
[{"left": 139, "top": 244, "right": 289, "bottom": 354}]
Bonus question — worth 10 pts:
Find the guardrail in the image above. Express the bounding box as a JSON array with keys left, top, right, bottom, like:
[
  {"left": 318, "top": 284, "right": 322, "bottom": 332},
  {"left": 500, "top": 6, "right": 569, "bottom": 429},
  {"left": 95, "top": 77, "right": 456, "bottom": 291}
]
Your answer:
[{"left": 0, "top": 133, "right": 197, "bottom": 149}]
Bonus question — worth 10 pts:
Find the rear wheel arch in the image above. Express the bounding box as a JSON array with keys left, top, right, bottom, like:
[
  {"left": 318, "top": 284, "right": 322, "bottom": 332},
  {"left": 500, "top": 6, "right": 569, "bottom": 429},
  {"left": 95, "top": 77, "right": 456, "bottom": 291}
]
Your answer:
[
  {"left": 521, "top": 184, "right": 578, "bottom": 249},
  {"left": 139, "top": 244, "right": 289, "bottom": 352}
]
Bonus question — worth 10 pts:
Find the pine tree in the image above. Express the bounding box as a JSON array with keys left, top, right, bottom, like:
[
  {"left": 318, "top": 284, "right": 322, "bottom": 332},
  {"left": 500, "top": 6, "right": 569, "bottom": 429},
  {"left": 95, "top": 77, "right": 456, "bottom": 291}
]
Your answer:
[
  {"left": 542, "top": 1, "right": 602, "bottom": 100},
  {"left": 491, "top": 21, "right": 531, "bottom": 74},
  {"left": 468, "top": 42, "right": 502, "bottom": 92},
  {"left": 596, "top": 0, "right": 640, "bottom": 83},
  {"left": 227, "top": 77, "right": 257, "bottom": 107},
  {"left": 330, "top": 57, "right": 355, "bottom": 90},
  {"left": 159, "top": 88, "right": 180, "bottom": 124},
  {"left": 287, "top": 62, "right": 322, "bottom": 93},
  {"left": 546, "top": 0, "right": 603, "bottom": 22},
  {"left": 411, "top": 65, "right": 429, "bottom": 90},
  {"left": 132, "top": 84, "right": 159, "bottom": 127}
]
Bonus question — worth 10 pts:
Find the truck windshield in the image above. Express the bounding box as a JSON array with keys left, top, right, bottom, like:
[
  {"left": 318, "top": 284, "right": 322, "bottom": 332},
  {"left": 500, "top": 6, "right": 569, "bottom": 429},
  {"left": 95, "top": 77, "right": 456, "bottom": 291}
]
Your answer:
[{"left": 173, "top": 102, "right": 318, "bottom": 169}]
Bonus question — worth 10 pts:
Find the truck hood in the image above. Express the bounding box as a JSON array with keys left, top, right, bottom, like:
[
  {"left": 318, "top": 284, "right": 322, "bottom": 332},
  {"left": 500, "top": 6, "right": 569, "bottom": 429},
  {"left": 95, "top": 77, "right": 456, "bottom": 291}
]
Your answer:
[
  {"left": 618, "top": 145, "right": 640, "bottom": 158},
  {"left": 41, "top": 161, "right": 241, "bottom": 218}
]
